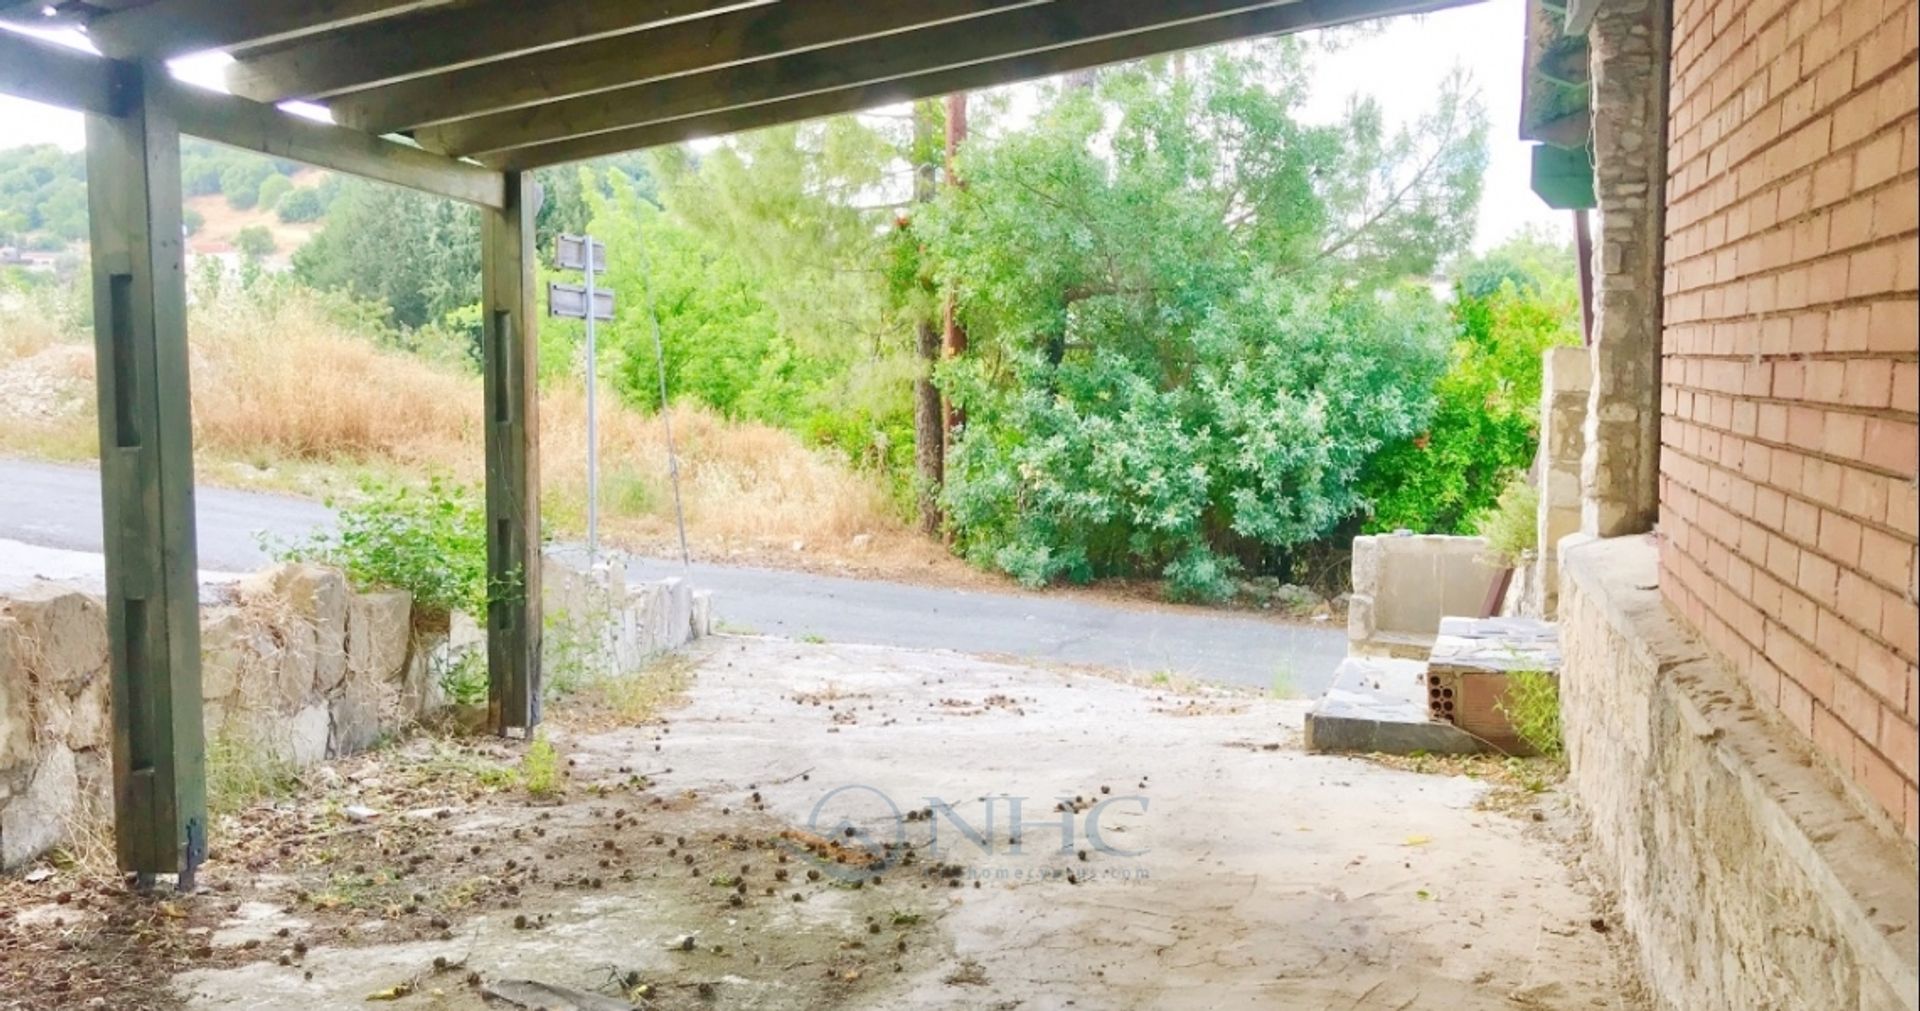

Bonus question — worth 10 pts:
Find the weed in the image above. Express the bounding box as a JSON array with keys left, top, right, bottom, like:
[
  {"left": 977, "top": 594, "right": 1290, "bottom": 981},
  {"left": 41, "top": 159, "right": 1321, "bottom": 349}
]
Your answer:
[
  {"left": 1268, "top": 665, "right": 1298, "bottom": 699},
  {"left": 439, "top": 648, "right": 490, "bottom": 707},
  {"left": 1473, "top": 476, "right": 1539, "bottom": 568},
  {"left": 1497, "top": 669, "right": 1563, "bottom": 758},
  {"left": 521, "top": 733, "right": 563, "bottom": 798},
  {"left": 1147, "top": 671, "right": 1173, "bottom": 686},
  {"left": 800, "top": 632, "right": 827, "bottom": 644},
  {"left": 206, "top": 731, "right": 300, "bottom": 817}
]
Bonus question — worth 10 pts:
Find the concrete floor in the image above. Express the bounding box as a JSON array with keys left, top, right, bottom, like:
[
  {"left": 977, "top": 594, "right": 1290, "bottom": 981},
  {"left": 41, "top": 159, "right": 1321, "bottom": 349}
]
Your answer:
[{"left": 176, "top": 637, "right": 1639, "bottom": 1011}]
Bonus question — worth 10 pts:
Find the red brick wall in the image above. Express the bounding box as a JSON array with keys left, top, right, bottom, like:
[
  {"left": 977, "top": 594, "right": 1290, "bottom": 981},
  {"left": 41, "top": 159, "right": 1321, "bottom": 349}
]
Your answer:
[{"left": 1659, "top": 0, "right": 1919, "bottom": 840}]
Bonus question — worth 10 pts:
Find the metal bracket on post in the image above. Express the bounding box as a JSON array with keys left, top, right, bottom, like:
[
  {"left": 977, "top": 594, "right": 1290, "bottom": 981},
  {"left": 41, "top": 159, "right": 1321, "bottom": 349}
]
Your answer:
[{"left": 85, "top": 60, "right": 208, "bottom": 880}]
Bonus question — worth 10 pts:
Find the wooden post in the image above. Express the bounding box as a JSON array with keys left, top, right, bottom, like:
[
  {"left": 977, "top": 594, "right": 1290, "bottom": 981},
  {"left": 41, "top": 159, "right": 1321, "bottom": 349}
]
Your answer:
[
  {"left": 480, "top": 172, "right": 543, "bottom": 735},
  {"left": 85, "top": 61, "right": 208, "bottom": 880}
]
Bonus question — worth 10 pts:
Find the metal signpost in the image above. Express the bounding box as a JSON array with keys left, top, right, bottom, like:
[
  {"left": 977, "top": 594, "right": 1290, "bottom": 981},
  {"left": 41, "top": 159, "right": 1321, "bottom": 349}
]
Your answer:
[{"left": 549, "top": 233, "right": 612, "bottom": 559}]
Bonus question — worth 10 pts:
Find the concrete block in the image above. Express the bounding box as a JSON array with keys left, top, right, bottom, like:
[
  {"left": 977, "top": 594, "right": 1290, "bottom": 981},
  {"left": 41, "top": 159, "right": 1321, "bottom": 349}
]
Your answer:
[
  {"left": 1304, "top": 657, "right": 1485, "bottom": 756},
  {"left": 691, "top": 590, "right": 714, "bottom": 638}
]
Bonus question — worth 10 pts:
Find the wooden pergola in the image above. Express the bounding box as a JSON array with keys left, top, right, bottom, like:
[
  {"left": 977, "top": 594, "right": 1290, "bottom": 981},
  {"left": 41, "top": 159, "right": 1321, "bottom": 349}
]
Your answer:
[{"left": 0, "top": 0, "right": 1467, "bottom": 880}]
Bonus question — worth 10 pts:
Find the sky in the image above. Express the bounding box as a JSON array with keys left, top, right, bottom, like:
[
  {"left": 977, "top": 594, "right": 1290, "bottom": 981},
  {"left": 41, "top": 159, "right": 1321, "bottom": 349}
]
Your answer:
[{"left": 0, "top": 0, "right": 1564, "bottom": 251}]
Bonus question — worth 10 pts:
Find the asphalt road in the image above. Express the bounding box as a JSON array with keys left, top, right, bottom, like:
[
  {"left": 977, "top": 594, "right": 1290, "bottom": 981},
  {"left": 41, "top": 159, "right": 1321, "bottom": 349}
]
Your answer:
[{"left": 0, "top": 458, "right": 1348, "bottom": 693}]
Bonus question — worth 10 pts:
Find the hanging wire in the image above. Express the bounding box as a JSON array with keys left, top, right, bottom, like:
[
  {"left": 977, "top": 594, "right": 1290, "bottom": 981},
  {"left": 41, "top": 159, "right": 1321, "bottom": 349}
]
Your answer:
[{"left": 634, "top": 217, "right": 692, "bottom": 571}]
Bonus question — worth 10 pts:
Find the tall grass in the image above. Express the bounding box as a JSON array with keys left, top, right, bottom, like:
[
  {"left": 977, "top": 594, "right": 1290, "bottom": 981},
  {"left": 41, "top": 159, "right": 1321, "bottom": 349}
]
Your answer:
[{"left": 0, "top": 280, "right": 911, "bottom": 557}]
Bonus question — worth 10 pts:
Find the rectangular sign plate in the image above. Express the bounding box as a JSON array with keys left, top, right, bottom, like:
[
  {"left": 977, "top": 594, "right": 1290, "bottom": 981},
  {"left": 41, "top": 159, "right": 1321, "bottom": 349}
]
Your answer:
[
  {"left": 555, "top": 233, "right": 608, "bottom": 273},
  {"left": 547, "top": 282, "right": 614, "bottom": 320}
]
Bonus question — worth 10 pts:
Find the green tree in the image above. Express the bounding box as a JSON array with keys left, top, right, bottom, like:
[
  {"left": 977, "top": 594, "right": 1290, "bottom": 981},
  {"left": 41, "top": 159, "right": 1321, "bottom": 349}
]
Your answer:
[
  {"left": 235, "top": 224, "right": 277, "bottom": 260},
  {"left": 256, "top": 172, "right": 293, "bottom": 212},
  {"left": 275, "top": 186, "right": 327, "bottom": 223},
  {"left": 1358, "top": 230, "right": 1582, "bottom": 534},
  {"left": 918, "top": 45, "right": 1485, "bottom": 598},
  {"left": 292, "top": 178, "right": 480, "bottom": 331}
]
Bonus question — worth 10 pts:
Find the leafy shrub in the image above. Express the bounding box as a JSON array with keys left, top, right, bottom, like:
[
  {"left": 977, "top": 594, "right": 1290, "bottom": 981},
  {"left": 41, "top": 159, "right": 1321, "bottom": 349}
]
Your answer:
[
  {"left": 276, "top": 186, "right": 327, "bottom": 224},
  {"left": 1474, "top": 476, "right": 1539, "bottom": 567},
  {"left": 1358, "top": 232, "right": 1581, "bottom": 534},
  {"left": 270, "top": 477, "right": 490, "bottom": 619},
  {"left": 1497, "top": 669, "right": 1563, "bottom": 757},
  {"left": 234, "top": 225, "right": 276, "bottom": 260},
  {"left": 521, "top": 734, "right": 563, "bottom": 798},
  {"left": 256, "top": 173, "right": 293, "bottom": 212}
]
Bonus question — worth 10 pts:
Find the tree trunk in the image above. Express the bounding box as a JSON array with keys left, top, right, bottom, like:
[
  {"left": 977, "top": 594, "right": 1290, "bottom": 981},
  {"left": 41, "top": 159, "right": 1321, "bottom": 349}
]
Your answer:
[
  {"left": 942, "top": 91, "right": 969, "bottom": 442},
  {"left": 912, "top": 101, "right": 944, "bottom": 535}
]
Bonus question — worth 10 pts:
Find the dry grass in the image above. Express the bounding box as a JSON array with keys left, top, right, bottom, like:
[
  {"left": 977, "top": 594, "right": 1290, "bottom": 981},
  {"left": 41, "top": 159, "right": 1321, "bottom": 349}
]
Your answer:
[{"left": 0, "top": 284, "right": 938, "bottom": 570}]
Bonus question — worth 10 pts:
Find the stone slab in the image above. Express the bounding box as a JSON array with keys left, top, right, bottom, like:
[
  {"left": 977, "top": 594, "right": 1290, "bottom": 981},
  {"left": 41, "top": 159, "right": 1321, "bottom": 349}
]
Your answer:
[{"left": 1304, "top": 656, "right": 1485, "bottom": 755}]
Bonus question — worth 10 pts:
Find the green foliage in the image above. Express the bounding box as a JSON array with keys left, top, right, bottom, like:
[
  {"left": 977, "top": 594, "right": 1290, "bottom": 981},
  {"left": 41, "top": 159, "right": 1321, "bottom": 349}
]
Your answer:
[
  {"left": 440, "top": 650, "right": 489, "bottom": 707},
  {"left": 234, "top": 224, "right": 277, "bottom": 260},
  {"left": 220, "top": 160, "right": 273, "bottom": 210},
  {"left": 270, "top": 477, "right": 490, "bottom": 619},
  {"left": 182, "top": 207, "right": 205, "bottom": 236},
  {"left": 1497, "top": 669, "right": 1563, "bottom": 757},
  {"left": 918, "top": 47, "right": 1482, "bottom": 595},
  {"left": 521, "top": 734, "right": 563, "bottom": 798},
  {"left": 1358, "top": 231, "right": 1581, "bottom": 534},
  {"left": 576, "top": 123, "right": 918, "bottom": 487},
  {"left": 256, "top": 172, "right": 293, "bottom": 212},
  {"left": 275, "top": 186, "right": 327, "bottom": 223},
  {"left": 1474, "top": 475, "right": 1539, "bottom": 566},
  {"left": 293, "top": 178, "right": 480, "bottom": 331},
  {"left": 0, "top": 145, "right": 88, "bottom": 247},
  {"left": 206, "top": 732, "right": 300, "bottom": 817}
]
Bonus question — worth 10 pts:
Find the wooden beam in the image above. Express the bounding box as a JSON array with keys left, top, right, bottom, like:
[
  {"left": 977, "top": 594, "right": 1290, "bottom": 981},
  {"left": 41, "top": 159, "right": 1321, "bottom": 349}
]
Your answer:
[
  {"left": 225, "top": 0, "right": 759, "bottom": 104},
  {"left": 83, "top": 60, "right": 208, "bottom": 880},
  {"left": 417, "top": 0, "right": 1290, "bottom": 157},
  {"left": 328, "top": 0, "right": 1049, "bottom": 135},
  {"left": 0, "top": 27, "right": 114, "bottom": 115},
  {"left": 497, "top": 0, "right": 1472, "bottom": 169},
  {"left": 480, "top": 171, "right": 542, "bottom": 736},
  {"left": 156, "top": 79, "right": 505, "bottom": 208},
  {"left": 84, "top": 0, "right": 445, "bottom": 61}
]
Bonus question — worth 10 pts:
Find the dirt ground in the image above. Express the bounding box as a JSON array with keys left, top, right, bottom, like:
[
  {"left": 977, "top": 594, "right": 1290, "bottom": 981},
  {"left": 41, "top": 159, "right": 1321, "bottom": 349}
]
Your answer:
[{"left": 0, "top": 637, "right": 1645, "bottom": 1010}]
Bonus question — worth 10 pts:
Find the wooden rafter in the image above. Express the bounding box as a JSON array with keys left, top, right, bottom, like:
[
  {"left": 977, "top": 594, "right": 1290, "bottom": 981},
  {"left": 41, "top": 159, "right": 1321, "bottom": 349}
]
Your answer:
[
  {"left": 83, "top": 0, "right": 445, "bottom": 60},
  {"left": 324, "top": 0, "right": 1053, "bottom": 135},
  {"left": 0, "top": 28, "right": 503, "bottom": 208},
  {"left": 487, "top": 0, "right": 1471, "bottom": 168},
  {"left": 223, "top": 0, "right": 760, "bottom": 104}
]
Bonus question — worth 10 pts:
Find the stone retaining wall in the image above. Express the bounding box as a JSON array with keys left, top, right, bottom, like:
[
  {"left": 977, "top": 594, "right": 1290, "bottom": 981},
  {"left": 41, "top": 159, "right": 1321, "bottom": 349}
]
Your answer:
[
  {"left": 1559, "top": 533, "right": 1917, "bottom": 1010},
  {"left": 0, "top": 557, "right": 711, "bottom": 870}
]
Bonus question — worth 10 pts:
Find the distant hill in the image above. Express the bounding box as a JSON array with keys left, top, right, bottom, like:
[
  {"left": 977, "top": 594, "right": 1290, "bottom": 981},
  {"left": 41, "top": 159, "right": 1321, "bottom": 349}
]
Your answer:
[{"left": 0, "top": 139, "right": 335, "bottom": 262}]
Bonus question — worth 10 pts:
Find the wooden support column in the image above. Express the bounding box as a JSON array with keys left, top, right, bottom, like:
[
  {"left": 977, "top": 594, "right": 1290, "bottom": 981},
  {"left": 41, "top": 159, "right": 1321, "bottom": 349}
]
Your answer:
[
  {"left": 480, "top": 171, "right": 543, "bottom": 735},
  {"left": 84, "top": 62, "right": 208, "bottom": 879}
]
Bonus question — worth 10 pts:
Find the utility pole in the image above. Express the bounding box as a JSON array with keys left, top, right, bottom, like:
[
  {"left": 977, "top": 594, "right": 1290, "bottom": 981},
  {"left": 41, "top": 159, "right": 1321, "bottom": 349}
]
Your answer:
[{"left": 548, "top": 232, "right": 612, "bottom": 560}]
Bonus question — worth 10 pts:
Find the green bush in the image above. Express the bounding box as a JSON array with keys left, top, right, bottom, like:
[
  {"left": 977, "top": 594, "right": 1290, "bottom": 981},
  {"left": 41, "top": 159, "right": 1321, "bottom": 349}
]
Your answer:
[
  {"left": 256, "top": 173, "right": 293, "bottom": 212},
  {"left": 275, "top": 186, "right": 327, "bottom": 223},
  {"left": 234, "top": 225, "right": 276, "bottom": 260},
  {"left": 269, "top": 477, "right": 490, "bottom": 619},
  {"left": 1474, "top": 476, "right": 1539, "bottom": 567}
]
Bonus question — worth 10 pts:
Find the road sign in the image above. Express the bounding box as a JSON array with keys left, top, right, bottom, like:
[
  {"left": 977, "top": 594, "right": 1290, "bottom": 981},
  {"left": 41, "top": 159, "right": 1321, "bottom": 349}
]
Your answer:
[
  {"left": 555, "top": 233, "right": 608, "bottom": 273},
  {"left": 547, "top": 282, "right": 614, "bottom": 321}
]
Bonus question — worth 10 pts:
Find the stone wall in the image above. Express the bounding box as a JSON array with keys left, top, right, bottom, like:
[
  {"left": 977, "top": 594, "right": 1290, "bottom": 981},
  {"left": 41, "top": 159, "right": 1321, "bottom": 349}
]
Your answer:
[
  {"left": 1558, "top": 533, "right": 1917, "bottom": 1010},
  {"left": 1348, "top": 534, "right": 1505, "bottom": 657},
  {"left": 1657, "top": 0, "right": 1919, "bottom": 838},
  {"left": 0, "top": 557, "right": 713, "bottom": 870},
  {"left": 1535, "top": 345, "right": 1592, "bottom": 617}
]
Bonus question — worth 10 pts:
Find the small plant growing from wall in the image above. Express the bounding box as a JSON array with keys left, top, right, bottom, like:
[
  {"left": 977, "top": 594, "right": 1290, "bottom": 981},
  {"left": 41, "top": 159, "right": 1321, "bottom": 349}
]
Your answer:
[
  {"left": 1474, "top": 476, "right": 1540, "bottom": 569},
  {"left": 1497, "top": 669, "right": 1563, "bottom": 758}
]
